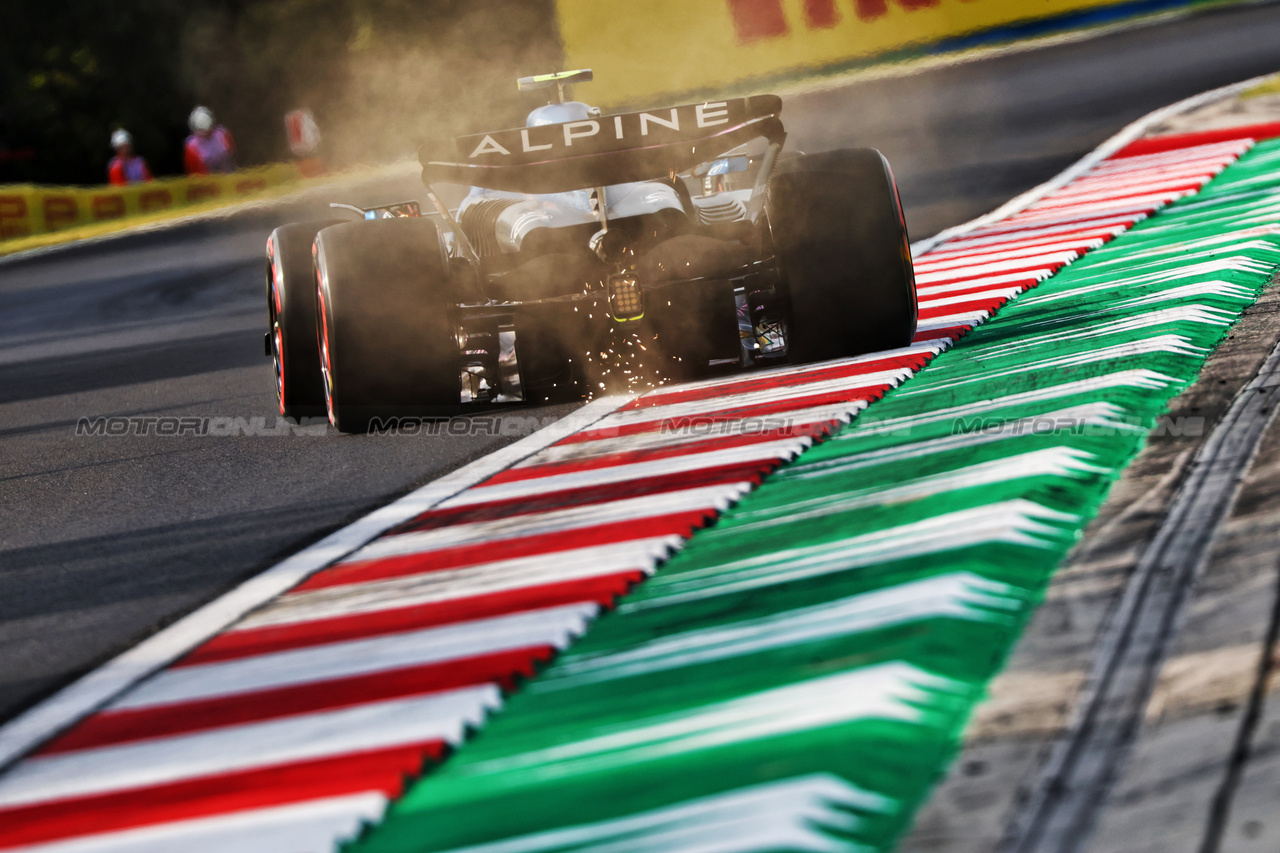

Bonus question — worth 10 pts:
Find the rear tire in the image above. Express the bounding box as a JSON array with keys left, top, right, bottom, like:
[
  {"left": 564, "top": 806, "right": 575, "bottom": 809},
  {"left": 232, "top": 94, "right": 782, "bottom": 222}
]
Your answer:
[
  {"left": 314, "top": 219, "right": 461, "bottom": 433},
  {"left": 768, "top": 148, "right": 917, "bottom": 363},
  {"left": 267, "top": 220, "right": 339, "bottom": 419}
]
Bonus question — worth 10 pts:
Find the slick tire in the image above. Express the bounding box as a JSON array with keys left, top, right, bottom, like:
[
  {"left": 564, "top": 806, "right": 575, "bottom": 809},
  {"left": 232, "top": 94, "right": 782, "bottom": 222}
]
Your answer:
[
  {"left": 313, "top": 218, "right": 460, "bottom": 433},
  {"left": 768, "top": 148, "right": 917, "bottom": 363},
  {"left": 266, "top": 220, "right": 340, "bottom": 419}
]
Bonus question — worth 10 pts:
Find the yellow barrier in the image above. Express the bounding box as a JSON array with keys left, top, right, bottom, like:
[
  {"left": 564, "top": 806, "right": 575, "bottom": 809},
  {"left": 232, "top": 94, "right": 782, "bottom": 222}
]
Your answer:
[
  {"left": 556, "top": 0, "right": 1148, "bottom": 105},
  {"left": 0, "top": 163, "right": 302, "bottom": 241}
]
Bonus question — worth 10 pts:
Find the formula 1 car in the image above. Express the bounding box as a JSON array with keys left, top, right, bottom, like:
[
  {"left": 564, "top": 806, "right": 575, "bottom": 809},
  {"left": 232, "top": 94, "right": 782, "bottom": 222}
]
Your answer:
[{"left": 266, "top": 69, "right": 916, "bottom": 432}]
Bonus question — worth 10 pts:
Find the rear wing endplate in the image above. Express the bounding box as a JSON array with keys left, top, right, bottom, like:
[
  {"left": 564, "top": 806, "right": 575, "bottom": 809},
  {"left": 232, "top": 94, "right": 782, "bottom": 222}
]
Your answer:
[{"left": 421, "top": 95, "right": 783, "bottom": 194}]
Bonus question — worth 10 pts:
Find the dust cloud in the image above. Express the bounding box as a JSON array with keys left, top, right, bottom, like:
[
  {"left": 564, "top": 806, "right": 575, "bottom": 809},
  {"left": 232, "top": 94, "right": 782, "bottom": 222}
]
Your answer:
[{"left": 179, "top": 0, "right": 563, "bottom": 170}]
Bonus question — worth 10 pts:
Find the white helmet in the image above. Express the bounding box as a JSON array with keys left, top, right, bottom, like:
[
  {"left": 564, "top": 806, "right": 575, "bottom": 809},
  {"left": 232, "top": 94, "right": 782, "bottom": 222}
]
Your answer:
[
  {"left": 526, "top": 101, "right": 599, "bottom": 128},
  {"left": 110, "top": 128, "right": 132, "bottom": 150},
  {"left": 189, "top": 106, "right": 215, "bottom": 134}
]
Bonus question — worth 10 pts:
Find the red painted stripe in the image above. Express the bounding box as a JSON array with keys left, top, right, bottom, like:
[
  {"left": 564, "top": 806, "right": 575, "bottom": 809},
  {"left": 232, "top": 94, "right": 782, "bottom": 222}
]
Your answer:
[
  {"left": 0, "top": 743, "right": 441, "bottom": 849},
  {"left": 915, "top": 248, "right": 1083, "bottom": 271},
  {"left": 1097, "top": 141, "right": 1244, "bottom": 162},
  {"left": 299, "top": 510, "right": 715, "bottom": 591},
  {"left": 1111, "top": 122, "right": 1280, "bottom": 158},
  {"left": 917, "top": 279, "right": 1034, "bottom": 301},
  {"left": 1091, "top": 153, "right": 1232, "bottom": 172},
  {"left": 1072, "top": 161, "right": 1224, "bottom": 180},
  {"left": 923, "top": 232, "right": 1116, "bottom": 261},
  {"left": 40, "top": 647, "right": 553, "bottom": 756},
  {"left": 1020, "top": 197, "right": 1180, "bottom": 219},
  {"left": 560, "top": 384, "right": 894, "bottom": 445},
  {"left": 491, "top": 427, "right": 833, "bottom": 485},
  {"left": 1052, "top": 176, "right": 1207, "bottom": 196},
  {"left": 1045, "top": 176, "right": 1206, "bottom": 199},
  {"left": 958, "top": 215, "right": 1139, "bottom": 240},
  {"left": 399, "top": 459, "right": 777, "bottom": 534},
  {"left": 951, "top": 227, "right": 1123, "bottom": 254},
  {"left": 1089, "top": 157, "right": 1230, "bottom": 177},
  {"left": 622, "top": 352, "right": 928, "bottom": 410},
  {"left": 915, "top": 262, "right": 1055, "bottom": 286},
  {"left": 1004, "top": 203, "right": 1166, "bottom": 225},
  {"left": 967, "top": 212, "right": 1144, "bottom": 239},
  {"left": 1024, "top": 187, "right": 1187, "bottom": 212},
  {"left": 972, "top": 209, "right": 1144, "bottom": 232},
  {"left": 183, "top": 572, "right": 646, "bottom": 667},
  {"left": 946, "top": 221, "right": 1129, "bottom": 243},
  {"left": 918, "top": 296, "right": 1007, "bottom": 321},
  {"left": 914, "top": 324, "right": 973, "bottom": 342}
]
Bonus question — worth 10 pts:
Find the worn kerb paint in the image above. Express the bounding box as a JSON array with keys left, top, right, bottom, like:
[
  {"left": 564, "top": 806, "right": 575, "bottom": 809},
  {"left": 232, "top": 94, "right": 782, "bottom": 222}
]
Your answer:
[{"left": 4, "top": 124, "right": 1280, "bottom": 853}]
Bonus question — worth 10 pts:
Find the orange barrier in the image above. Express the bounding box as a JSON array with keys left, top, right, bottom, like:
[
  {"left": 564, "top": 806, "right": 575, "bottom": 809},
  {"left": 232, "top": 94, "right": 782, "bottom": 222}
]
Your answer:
[{"left": 0, "top": 163, "right": 302, "bottom": 241}]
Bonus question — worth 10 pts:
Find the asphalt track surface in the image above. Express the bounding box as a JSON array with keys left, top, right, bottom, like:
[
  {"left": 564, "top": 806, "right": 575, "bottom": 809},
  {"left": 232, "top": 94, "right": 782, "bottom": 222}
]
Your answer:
[{"left": 3, "top": 2, "right": 1280, "bottom": 728}]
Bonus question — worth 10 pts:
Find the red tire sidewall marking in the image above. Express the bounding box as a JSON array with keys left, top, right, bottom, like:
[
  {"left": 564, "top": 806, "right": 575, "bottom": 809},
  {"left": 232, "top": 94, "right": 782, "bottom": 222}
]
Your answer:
[
  {"left": 267, "top": 236, "right": 283, "bottom": 315},
  {"left": 274, "top": 326, "right": 287, "bottom": 416},
  {"left": 267, "top": 236, "right": 287, "bottom": 416},
  {"left": 314, "top": 244, "right": 336, "bottom": 427}
]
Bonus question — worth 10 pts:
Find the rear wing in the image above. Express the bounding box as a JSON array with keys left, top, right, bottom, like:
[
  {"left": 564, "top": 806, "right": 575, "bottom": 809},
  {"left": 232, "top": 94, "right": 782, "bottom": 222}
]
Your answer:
[
  {"left": 420, "top": 96, "right": 784, "bottom": 194},
  {"left": 517, "top": 69, "right": 593, "bottom": 103}
]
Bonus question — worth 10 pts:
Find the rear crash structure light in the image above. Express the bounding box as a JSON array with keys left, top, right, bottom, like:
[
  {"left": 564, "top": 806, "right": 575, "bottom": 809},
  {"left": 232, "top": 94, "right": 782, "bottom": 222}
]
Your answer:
[{"left": 608, "top": 276, "right": 644, "bottom": 321}]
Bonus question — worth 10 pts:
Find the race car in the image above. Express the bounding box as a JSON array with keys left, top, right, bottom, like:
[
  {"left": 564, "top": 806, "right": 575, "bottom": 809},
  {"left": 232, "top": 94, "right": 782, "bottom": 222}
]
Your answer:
[{"left": 266, "top": 69, "right": 917, "bottom": 432}]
